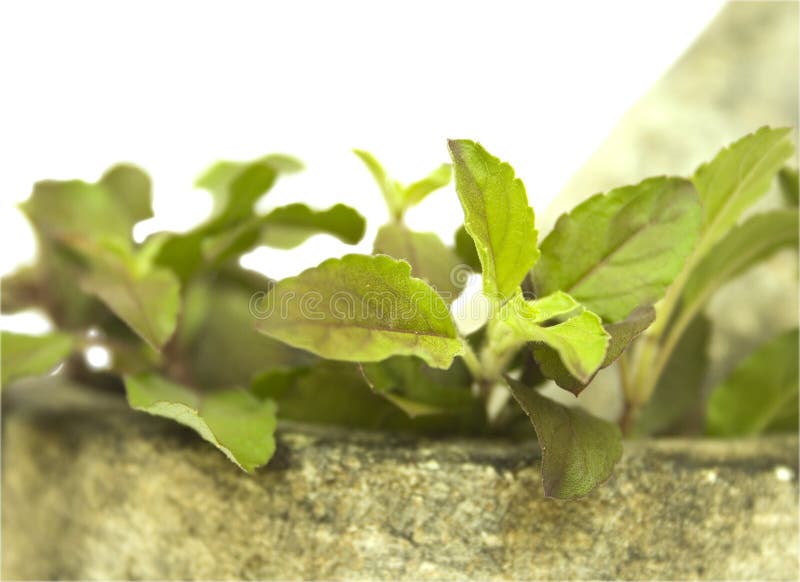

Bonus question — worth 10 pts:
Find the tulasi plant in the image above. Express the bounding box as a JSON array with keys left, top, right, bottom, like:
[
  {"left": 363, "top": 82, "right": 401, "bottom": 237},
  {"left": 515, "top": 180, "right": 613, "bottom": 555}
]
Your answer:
[{"left": 2, "top": 128, "right": 797, "bottom": 499}]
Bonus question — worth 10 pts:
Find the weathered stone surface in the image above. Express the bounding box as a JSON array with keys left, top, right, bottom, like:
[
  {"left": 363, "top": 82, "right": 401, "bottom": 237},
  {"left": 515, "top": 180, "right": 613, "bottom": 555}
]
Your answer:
[{"left": 2, "top": 383, "right": 798, "bottom": 580}]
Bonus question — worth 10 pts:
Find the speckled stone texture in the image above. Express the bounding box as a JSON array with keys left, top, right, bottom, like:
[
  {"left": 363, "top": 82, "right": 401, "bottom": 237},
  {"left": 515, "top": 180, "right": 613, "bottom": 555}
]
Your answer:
[{"left": 2, "top": 384, "right": 798, "bottom": 581}]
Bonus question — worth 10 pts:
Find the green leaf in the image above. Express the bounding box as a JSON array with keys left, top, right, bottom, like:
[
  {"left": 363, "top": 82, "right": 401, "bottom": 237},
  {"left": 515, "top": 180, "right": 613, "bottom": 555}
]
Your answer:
[
  {"left": 253, "top": 360, "right": 483, "bottom": 435},
  {"left": 779, "top": 167, "right": 799, "bottom": 206},
  {"left": 636, "top": 315, "right": 711, "bottom": 436},
  {"left": 533, "top": 177, "right": 701, "bottom": 322},
  {"left": 353, "top": 150, "right": 451, "bottom": 218},
  {"left": 495, "top": 294, "right": 609, "bottom": 385},
  {"left": 79, "top": 245, "right": 180, "bottom": 349},
  {"left": 360, "top": 356, "right": 478, "bottom": 418},
  {"left": 255, "top": 254, "right": 462, "bottom": 369},
  {"left": 253, "top": 360, "right": 411, "bottom": 429},
  {"left": 195, "top": 154, "right": 303, "bottom": 201},
  {"left": 20, "top": 179, "right": 140, "bottom": 246},
  {"left": 706, "top": 329, "right": 799, "bottom": 437},
  {"left": 505, "top": 376, "right": 622, "bottom": 499},
  {"left": 373, "top": 223, "right": 466, "bottom": 302},
  {"left": 98, "top": 164, "right": 153, "bottom": 225},
  {"left": 525, "top": 311, "right": 608, "bottom": 385},
  {"left": 402, "top": 163, "right": 452, "bottom": 208},
  {"left": 533, "top": 305, "right": 655, "bottom": 394},
  {"left": 152, "top": 230, "right": 207, "bottom": 283},
  {"left": 1, "top": 331, "right": 75, "bottom": 386},
  {"left": 454, "top": 225, "right": 481, "bottom": 272},
  {"left": 181, "top": 282, "right": 314, "bottom": 389},
  {"left": 125, "top": 374, "right": 277, "bottom": 472},
  {"left": 601, "top": 305, "right": 656, "bottom": 366},
  {"left": 692, "top": 126, "right": 794, "bottom": 258},
  {"left": 682, "top": 210, "right": 798, "bottom": 323},
  {"left": 250, "top": 366, "right": 310, "bottom": 400},
  {"left": 448, "top": 140, "right": 538, "bottom": 303},
  {"left": 209, "top": 162, "right": 277, "bottom": 228},
  {"left": 260, "top": 203, "right": 366, "bottom": 249},
  {"left": 353, "top": 149, "right": 404, "bottom": 218}
]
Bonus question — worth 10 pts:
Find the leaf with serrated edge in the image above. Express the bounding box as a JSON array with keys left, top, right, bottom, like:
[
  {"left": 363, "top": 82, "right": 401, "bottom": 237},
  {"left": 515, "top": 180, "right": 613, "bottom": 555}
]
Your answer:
[
  {"left": 256, "top": 254, "right": 462, "bottom": 369},
  {"left": 533, "top": 304, "right": 656, "bottom": 394},
  {"left": 533, "top": 177, "right": 701, "bottom": 322},
  {"left": 693, "top": 126, "right": 794, "bottom": 258},
  {"left": 374, "top": 223, "right": 465, "bottom": 303},
  {"left": 125, "top": 374, "right": 277, "bottom": 472},
  {"left": 1, "top": 331, "right": 75, "bottom": 386},
  {"left": 706, "top": 329, "right": 799, "bottom": 436},
  {"left": 448, "top": 140, "right": 538, "bottom": 303},
  {"left": 505, "top": 376, "right": 622, "bottom": 499},
  {"left": 495, "top": 294, "right": 608, "bottom": 384}
]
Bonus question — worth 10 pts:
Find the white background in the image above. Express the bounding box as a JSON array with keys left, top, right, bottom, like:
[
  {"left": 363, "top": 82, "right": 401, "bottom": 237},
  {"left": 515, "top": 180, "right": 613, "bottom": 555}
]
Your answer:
[{"left": 1, "top": 1, "right": 724, "bottom": 332}]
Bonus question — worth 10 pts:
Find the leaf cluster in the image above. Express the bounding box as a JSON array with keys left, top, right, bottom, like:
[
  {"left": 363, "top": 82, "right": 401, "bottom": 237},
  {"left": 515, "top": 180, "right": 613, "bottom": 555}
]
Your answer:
[{"left": 3, "top": 128, "right": 797, "bottom": 499}]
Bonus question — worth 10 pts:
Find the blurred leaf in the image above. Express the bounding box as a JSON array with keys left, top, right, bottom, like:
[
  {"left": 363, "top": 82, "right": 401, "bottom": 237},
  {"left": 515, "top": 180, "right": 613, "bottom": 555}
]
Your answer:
[
  {"left": 256, "top": 254, "right": 462, "bottom": 369},
  {"left": 250, "top": 366, "right": 310, "bottom": 400},
  {"left": 448, "top": 139, "right": 538, "bottom": 303},
  {"left": 533, "top": 177, "right": 701, "bottom": 322},
  {"left": 79, "top": 244, "right": 180, "bottom": 350},
  {"left": 692, "top": 126, "right": 794, "bottom": 258},
  {"left": 125, "top": 374, "right": 277, "bottom": 472},
  {"left": 254, "top": 360, "right": 484, "bottom": 435},
  {"left": 20, "top": 179, "right": 138, "bottom": 246},
  {"left": 681, "top": 210, "right": 798, "bottom": 326},
  {"left": 454, "top": 225, "right": 481, "bottom": 272},
  {"left": 360, "top": 356, "right": 478, "bottom": 418},
  {"left": 260, "top": 203, "right": 366, "bottom": 249},
  {"left": 402, "top": 163, "right": 451, "bottom": 208},
  {"left": 635, "top": 315, "right": 711, "bottom": 436},
  {"left": 195, "top": 154, "right": 302, "bottom": 201},
  {"left": 181, "top": 282, "right": 313, "bottom": 389},
  {"left": 373, "top": 223, "right": 465, "bottom": 302},
  {"left": 505, "top": 376, "right": 622, "bottom": 499},
  {"left": 98, "top": 164, "right": 153, "bottom": 224},
  {"left": 152, "top": 230, "right": 206, "bottom": 283},
  {"left": 156, "top": 156, "right": 313, "bottom": 282},
  {"left": 706, "top": 329, "right": 799, "bottom": 436},
  {"left": 253, "top": 360, "right": 410, "bottom": 429},
  {"left": 1, "top": 331, "right": 75, "bottom": 386},
  {"left": 779, "top": 167, "right": 799, "bottom": 206},
  {"left": 208, "top": 162, "right": 276, "bottom": 228}
]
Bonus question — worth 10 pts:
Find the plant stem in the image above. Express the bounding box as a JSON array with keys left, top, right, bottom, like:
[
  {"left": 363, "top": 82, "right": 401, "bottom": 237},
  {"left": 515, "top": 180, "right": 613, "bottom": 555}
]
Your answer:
[
  {"left": 617, "top": 352, "right": 633, "bottom": 402},
  {"left": 460, "top": 341, "right": 483, "bottom": 381},
  {"left": 630, "top": 251, "right": 698, "bottom": 407}
]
